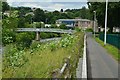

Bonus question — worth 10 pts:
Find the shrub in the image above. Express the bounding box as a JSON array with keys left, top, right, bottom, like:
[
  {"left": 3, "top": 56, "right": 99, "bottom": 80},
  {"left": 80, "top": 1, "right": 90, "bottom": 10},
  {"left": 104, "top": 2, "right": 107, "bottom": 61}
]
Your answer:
[
  {"left": 85, "top": 28, "right": 93, "bottom": 32},
  {"left": 59, "top": 24, "right": 67, "bottom": 29},
  {"left": 3, "top": 44, "right": 28, "bottom": 67},
  {"left": 75, "top": 28, "right": 81, "bottom": 32},
  {"left": 40, "top": 32, "right": 49, "bottom": 39},
  {"left": 51, "top": 24, "right": 57, "bottom": 28},
  {"left": 49, "top": 42, "right": 57, "bottom": 51},
  {"left": 40, "top": 33, "right": 59, "bottom": 39},
  {"left": 60, "top": 34, "right": 74, "bottom": 48},
  {"left": 2, "top": 29, "right": 16, "bottom": 45},
  {"left": 16, "top": 32, "right": 33, "bottom": 49}
]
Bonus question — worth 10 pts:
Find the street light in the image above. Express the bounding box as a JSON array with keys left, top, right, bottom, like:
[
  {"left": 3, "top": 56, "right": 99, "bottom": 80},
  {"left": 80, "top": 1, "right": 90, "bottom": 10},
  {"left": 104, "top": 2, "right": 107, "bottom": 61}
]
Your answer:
[
  {"left": 93, "top": 11, "right": 96, "bottom": 38},
  {"left": 104, "top": 0, "right": 108, "bottom": 45}
]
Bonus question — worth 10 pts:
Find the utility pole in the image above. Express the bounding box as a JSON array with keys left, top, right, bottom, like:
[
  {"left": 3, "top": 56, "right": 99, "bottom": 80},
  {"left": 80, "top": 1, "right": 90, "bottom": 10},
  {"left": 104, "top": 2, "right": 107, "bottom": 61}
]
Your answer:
[
  {"left": 104, "top": 0, "right": 108, "bottom": 45},
  {"left": 93, "top": 11, "right": 96, "bottom": 38}
]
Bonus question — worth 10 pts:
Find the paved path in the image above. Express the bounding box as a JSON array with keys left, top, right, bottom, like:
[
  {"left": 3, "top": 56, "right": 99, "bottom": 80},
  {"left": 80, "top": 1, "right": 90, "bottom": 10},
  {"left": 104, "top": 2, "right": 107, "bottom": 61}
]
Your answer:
[{"left": 86, "top": 32, "right": 118, "bottom": 79}]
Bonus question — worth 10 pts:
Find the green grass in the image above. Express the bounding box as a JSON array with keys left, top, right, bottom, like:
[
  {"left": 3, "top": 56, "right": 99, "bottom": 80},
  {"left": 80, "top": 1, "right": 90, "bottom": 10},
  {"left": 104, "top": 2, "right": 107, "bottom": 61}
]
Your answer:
[
  {"left": 95, "top": 37, "right": 120, "bottom": 61},
  {"left": 2, "top": 32, "right": 84, "bottom": 78}
]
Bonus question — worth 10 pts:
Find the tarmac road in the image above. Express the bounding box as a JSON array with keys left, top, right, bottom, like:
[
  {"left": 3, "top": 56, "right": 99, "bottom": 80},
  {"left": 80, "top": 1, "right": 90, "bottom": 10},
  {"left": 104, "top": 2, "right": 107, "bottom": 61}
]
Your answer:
[{"left": 86, "top": 32, "right": 118, "bottom": 79}]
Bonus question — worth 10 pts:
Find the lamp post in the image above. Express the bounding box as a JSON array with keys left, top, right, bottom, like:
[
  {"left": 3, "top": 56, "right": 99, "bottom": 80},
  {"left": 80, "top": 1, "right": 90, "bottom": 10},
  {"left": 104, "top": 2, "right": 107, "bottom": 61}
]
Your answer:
[
  {"left": 93, "top": 11, "right": 96, "bottom": 38},
  {"left": 104, "top": 0, "right": 108, "bottom": 45}
]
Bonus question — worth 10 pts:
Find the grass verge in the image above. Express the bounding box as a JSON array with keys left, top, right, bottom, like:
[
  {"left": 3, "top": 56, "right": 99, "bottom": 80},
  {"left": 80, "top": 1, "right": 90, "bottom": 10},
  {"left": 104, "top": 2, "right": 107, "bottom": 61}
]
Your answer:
[
  {"left": 95, "top": 37, "right": 120, "bottom": 61},
  {"left": 2, "top": 32, "right": 84, "bottom": 78}
]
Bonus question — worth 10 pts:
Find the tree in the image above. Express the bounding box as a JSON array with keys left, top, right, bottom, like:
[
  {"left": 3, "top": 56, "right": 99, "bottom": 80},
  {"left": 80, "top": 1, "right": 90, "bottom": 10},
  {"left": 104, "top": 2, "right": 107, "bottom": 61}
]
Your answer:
[
  {"left": 16, "top": 32, "right": 34, "bottom": 49},
  {"left": 87, "top": 2, "right": 120, "bottom": 32},
  {"left": 13, "top": 7, "right": 32, "bottom": 14},
  {"left": 33, "top": 8, "right": 45, "bottom": 22},
  {"left": 2, "top": 2, "right": 9, "bottom": 13},
  {"left": 25, "top": 14, "right": 33, "bottom": 24},
  {"left": 51, "top": 24, "right": 57, "bottom": 28},
  {"left": 64, "top": 7, "right": 91, "bottom": 19},
  {"left": 80, "top": 6, "right": 87, "bottom": 19},
  {"left": 60, "top": 9, "right": 63, "bottom": 12},
  {"left": 2, "top": 11, "right": 19, "bottom": 45},
  {"left": 59, "top": 24, "right": 67, "bottom": 29}
]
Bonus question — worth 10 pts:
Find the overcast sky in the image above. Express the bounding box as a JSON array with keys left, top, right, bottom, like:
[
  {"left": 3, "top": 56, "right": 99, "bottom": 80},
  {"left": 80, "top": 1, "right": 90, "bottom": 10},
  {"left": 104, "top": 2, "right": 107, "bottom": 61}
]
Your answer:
[{"left": 7, "top": 0, "right": 88, "bottom": 11}]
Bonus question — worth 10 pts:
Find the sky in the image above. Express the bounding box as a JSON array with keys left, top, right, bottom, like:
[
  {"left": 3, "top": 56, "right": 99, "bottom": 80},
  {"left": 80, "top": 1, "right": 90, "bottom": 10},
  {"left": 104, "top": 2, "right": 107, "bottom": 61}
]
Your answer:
[{"left": 7, "top": 0, "right": 88, "bottom": 11}]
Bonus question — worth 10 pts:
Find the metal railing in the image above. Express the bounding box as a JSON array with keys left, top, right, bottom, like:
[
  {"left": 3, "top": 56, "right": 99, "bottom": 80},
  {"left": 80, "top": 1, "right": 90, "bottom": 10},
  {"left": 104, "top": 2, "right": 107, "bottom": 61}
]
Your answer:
[
  {"left": 51, "top": 56, "right": 71, "bottom": 78},
  {"left": 16, "top": 28, "right": 76, "bottom": 34}
]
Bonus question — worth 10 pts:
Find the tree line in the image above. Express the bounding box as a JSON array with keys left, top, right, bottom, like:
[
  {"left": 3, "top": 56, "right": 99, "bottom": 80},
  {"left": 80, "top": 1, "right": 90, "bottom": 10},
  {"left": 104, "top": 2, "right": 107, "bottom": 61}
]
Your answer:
[
  {"left": 2, "top": 2, "right": 91, "bottom": 24},
  {"left": 88, "top": 2, "right": 120, "bottom": 32}
]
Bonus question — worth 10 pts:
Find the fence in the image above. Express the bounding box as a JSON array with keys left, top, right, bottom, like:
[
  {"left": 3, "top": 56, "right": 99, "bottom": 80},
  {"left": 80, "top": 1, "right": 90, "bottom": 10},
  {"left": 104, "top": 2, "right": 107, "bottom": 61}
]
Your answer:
[
  {"left": 51, "top": 56, "right": 71, "bottom": 78},
  {"left": 99, "top": 33, "right": 120, "bottom": 49}
]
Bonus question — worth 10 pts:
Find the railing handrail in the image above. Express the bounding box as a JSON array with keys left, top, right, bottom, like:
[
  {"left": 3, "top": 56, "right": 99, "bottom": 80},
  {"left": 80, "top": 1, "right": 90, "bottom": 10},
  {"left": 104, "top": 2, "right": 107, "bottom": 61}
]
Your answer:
[{"left": 16, "top": 28, "right": 76, "bottom": 34}]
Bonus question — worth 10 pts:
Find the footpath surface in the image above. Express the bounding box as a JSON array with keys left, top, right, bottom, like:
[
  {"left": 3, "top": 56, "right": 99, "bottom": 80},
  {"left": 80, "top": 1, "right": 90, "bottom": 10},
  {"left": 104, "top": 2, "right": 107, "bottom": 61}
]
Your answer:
[{"left": 86, "top": 32, "right": 118, "bottom": 79}]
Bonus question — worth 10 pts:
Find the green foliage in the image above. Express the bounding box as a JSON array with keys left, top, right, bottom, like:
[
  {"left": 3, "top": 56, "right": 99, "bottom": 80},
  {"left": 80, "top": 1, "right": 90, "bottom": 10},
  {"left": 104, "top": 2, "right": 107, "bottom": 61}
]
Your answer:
[
  {"left": 30, "top": 41, "right": 40, "bottom": 49},
  {"left": 2, "top": 29, "right": 16, "bottom": 45},
  {"left": 3, "top": 32, "right": 84, "bottom": 78},
  {"left": 65, "top": 7, "right": 91, "bottom": 19},
  {"left": 13, "top": 7, "right": 32, "bottom": 14},
  {"left": 40, "top": 32, "right": 50, "bottom": 39},
  {"left": 95, "top": 37, "right": 119, "bottom": 61},
  {"left": 40, "top": 32, "right": 59, "bottom": 39},
  {"left": 3, "top": 44, "right": 28, "bottom": 68},
  {"left": 60, "top": 34, "right": 74, "bottom": 48},
  {"left": 16, "top": 32, "right": 34, "bottom": 49},
  {"left": 2, "top": 11, "right": 19, "bottom": 29},
  {"left": 18, "top": 8, "right": 33, "bottom": 28},
  {"left": 33, "top": 8, "right": 45, "bottom": 22},
  {"left": 59, "top": 24, "right": 67, "bottom": 29},
  {"left": 18, "top": 17, "right": 25, "bottom": 28},
  {"left": 24, "top": 22, "right": 32, "bottom": 28},
  {"left": 88, "top": 2, "right": 120, "bottom": 32},
  {"left": 2, "top": 2, "right": 10, "bottom": 13},
  {"left": 2, "top": 11, "right": 19, "bottom": 45},
  {"left": 85, "top": 28, "right": 93, "bottom": 32},
  {"left": 44, "top": 7, "right": 91, "bottom": 24},
  {"left": 51, "top": 24, "right": 57, "bottom": 28},
  {"left": 33, "top": 22, "right": 45, "bottom": 28},
  {"left": 49, "top": 42, "right": 58, "bottom": 51},
  {"left": 75, "top": 28, "right": 81, "bottom": 32},
  {"left": 25, "top": 14, "right": 33, "bottom": 24}
]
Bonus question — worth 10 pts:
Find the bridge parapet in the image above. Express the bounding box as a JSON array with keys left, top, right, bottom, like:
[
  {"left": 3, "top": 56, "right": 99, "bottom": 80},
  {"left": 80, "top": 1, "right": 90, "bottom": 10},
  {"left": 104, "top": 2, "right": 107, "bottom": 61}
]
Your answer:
[
  {"left": 16, "top": 28, "right": 76, "bottom": 41},
  {"left": 16, "top": 28, "right": 76, "bottom": 34}
]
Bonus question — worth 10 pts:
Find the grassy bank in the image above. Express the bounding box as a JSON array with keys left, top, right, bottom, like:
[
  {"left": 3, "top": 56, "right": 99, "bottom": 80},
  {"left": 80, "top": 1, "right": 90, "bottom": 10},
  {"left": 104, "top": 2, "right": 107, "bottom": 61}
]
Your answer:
[
  {"left": 95, "top": 37, "right": 120, "bottom": 61},
  {"left": 3, "top": 32, "right": 84, "bottom": 78}
]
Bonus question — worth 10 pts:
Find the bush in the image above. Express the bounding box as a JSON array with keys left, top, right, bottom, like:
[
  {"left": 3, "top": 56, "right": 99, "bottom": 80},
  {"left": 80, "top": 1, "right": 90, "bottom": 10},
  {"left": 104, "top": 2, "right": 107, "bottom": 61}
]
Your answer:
[
  {"left": 85, "top": 28, "right": 93, "bottom": 32},
  {"left": 51, "top": 24, "right": 57, "bottom": 28},
  {"left": 16, "top": 32, "right": 34, "bottom": 49},
  {"left": 2, "top": 29, "right": 16, "bottom": 45},
  {"left": 75, "top": 28, "right": 81, "bottom": 32},
  {"left": 60, "top": 34, "right": 74, "bottom": 48},
  {"left": 49, "top": 42, "right": 57, "bottom": 51},
  {"left": 59, "top": 24, "right": 67, "bottom": 29},
  {"left": 30, "top": 41, "right": 41, "bottom": 53},
  {"left": 40, "top": 32, "right": 50, "bottom": 39},
  {"left": 3, "top": 44, "right": 28, "bottom": 67},
  {"left": 40, "top": 32, "right": 59, "bottom": 39}
]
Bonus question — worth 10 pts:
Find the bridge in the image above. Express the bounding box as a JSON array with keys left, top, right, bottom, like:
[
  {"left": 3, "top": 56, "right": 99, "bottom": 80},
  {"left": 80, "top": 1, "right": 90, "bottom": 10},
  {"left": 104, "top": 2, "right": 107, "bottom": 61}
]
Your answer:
[{"left": 16, "top": 28, "right": 76, "bottom": 41}]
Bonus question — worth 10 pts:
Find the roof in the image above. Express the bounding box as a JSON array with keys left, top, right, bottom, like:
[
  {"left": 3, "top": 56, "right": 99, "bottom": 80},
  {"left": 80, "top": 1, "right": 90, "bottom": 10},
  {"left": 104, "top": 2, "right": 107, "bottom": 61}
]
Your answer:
[{"left": 57, "top": 19, "right": 91, "bottom": 22}]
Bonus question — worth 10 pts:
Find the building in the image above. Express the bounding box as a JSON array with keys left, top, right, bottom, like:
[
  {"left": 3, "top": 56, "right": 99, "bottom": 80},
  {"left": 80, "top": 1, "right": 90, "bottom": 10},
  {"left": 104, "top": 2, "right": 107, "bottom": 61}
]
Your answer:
[
  {"left": 3, "top": 11, "right": 10, "bottom": 16},
  {"left": 45, "top": 24, "right": 51, "bottom": 28},
  {"left": 56, "top": 19, "right": 93, "bottom": 29}
]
